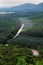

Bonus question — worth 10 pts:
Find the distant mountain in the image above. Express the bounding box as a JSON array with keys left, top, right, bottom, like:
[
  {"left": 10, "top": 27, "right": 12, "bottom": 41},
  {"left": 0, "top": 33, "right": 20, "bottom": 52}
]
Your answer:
[
  {"left": 35, "top": 3, "right": 43, "bottom": 11},
  {"left": 0, "top": 3, "right": 43, "bottom": 12}
]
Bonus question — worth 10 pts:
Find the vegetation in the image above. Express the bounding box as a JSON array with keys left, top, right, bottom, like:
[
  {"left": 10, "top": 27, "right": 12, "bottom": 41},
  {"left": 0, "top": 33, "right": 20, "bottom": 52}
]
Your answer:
[
  {"left": 0, "top": 12, "right": 43, "bottom": 65},
  {"left": 0, "top": 44, "right": 43, "bottom": 65}
]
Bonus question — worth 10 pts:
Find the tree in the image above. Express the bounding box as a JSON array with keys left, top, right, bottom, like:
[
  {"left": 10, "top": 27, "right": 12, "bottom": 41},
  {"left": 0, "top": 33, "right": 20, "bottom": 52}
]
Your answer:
[{"left": 17, "top": 57, "right": 26, "bottom": 65}]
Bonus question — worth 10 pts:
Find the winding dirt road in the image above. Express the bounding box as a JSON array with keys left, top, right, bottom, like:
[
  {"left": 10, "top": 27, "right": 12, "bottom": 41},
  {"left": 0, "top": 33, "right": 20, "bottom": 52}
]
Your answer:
[
  {"left": 13, "top": 23, "right": 24, "bottom": 38},
  {"left": 12, "top": 22, "right": 39, "bottom": 56}
]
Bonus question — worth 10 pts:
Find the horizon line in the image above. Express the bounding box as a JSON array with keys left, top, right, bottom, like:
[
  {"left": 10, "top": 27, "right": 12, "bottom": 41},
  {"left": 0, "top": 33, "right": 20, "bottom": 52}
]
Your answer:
[{"left": 0, "top": 2, "right": 43, "bottom": 8}]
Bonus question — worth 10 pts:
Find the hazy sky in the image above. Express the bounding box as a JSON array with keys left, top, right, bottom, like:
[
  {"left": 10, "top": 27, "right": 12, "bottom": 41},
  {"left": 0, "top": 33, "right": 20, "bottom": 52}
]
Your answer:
[{"left": 0, "top": 0, "right": 43, "bottom": 7}]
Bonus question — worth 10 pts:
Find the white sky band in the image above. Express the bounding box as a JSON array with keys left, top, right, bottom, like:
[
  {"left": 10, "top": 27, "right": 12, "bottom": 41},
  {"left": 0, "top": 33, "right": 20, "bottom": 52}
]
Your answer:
[{"left": 0, "top": 0, "right": 43, "bottom": 7}]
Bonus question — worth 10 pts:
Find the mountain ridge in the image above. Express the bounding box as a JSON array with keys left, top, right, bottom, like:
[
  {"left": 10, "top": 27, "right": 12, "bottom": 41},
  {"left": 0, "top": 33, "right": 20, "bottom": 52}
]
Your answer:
[{"left": 0, "top": 2, "right": 43, "bottom": 12}]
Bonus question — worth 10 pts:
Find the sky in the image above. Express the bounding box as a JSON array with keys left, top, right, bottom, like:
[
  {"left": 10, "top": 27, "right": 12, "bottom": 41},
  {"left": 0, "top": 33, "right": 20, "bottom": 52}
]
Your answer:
[{"left": 0, "top": 0, "right": 43, "bottom": 7}]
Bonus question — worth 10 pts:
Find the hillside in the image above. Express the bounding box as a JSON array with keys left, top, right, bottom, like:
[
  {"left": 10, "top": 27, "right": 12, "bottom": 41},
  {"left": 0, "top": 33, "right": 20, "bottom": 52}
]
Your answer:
[{"left": 0, "top": 44, "right": 43, "bottom": 65}]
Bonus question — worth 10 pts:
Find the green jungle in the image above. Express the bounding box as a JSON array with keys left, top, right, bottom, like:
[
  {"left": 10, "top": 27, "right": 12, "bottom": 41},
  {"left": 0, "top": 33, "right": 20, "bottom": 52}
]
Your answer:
[{"left": 0, "top": 12, "right": 43, "bottom": 65}]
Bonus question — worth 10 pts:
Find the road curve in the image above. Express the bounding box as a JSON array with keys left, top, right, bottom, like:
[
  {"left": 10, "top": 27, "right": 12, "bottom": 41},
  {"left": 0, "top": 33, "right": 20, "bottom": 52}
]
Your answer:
[
  {"left": 13, "top": 23, "right": 24, "bottom": 38},
  {"left": 32, "top": 49, "right": 39, "bottom": 56}
]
